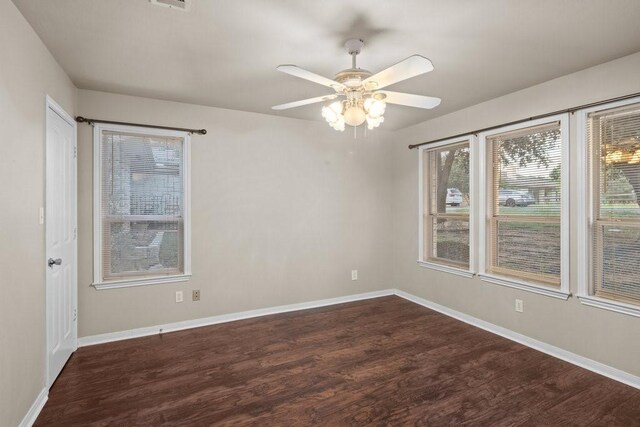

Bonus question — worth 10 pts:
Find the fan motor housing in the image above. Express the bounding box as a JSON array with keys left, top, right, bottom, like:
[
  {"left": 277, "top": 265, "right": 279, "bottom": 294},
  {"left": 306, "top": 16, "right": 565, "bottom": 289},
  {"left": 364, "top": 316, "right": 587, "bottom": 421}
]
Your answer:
[{"left": 334, "top": 68, "right": 372, "bottom": 89}]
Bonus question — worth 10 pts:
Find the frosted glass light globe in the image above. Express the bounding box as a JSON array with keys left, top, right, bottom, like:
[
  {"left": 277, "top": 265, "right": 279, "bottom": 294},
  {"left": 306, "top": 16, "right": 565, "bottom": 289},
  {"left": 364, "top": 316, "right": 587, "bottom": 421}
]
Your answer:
[
  {"left": 322, "top": 105, "right": 337, "bottom": 123},
  {"left": 343, "top": 106, "right": 366, "bottom": 126},
  {"left": 368, "top": 100, "right": 386, "bottom": 117},
  {"left": 329, "top": 101, "right": 343, "bottom": 114}
]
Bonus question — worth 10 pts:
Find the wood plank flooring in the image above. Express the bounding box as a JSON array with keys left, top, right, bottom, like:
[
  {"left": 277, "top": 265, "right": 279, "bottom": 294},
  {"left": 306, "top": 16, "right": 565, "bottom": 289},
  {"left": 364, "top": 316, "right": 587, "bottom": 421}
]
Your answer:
[{"left": 35, "top": 296, "right": 640, "bottom": 426}]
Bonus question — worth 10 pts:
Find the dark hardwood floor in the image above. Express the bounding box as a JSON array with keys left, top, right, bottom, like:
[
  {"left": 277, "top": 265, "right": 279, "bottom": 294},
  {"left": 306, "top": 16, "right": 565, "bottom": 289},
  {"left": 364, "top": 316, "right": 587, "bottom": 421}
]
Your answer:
[{"left": 36, "top": 296, "right": 640, "bottom": 426}]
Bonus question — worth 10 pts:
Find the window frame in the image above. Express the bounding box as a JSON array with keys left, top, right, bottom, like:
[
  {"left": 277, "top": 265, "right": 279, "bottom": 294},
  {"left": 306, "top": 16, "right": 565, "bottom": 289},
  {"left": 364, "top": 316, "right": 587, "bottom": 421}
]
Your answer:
[
  {"left": 418, "top": 136, "right": 476, "bottom": 278},
  {"left": 92, "top": 123, "right": 192, "bottom": 290},
  {"left": 478, "top": 114, "right": 570, "bottom": 299},
  {"left": 576, "top": 96, "right": 640, "bottom": 317}
]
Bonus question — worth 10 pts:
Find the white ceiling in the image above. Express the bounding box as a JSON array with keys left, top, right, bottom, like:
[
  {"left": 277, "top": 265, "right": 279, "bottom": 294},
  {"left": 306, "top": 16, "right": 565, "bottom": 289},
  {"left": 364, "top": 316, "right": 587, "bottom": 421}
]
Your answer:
[{"left": 13, "top": 0, "right": 640, "bottom": 129}]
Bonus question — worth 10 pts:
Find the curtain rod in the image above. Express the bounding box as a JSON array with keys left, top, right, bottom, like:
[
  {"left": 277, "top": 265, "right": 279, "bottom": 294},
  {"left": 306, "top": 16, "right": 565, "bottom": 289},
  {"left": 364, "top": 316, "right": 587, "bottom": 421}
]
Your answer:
[
  {"left": 407, "top": 91, "right": 640, "bottom": 149},
  {"left": 76, "top": 116, "right": 207, "bottom": 135}
]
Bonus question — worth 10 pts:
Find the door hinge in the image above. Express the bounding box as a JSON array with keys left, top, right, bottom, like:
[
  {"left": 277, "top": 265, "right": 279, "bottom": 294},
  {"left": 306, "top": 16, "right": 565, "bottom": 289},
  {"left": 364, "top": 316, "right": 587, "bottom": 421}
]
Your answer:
[
  {"left": 73, "top": 145, "right": 77, "bottom": 158},
  {"left": 73, "top": 227, "right": 77, "bottom": 240},
  {"left": 73, "top": 308, "right": 77, "bottom": 321}
]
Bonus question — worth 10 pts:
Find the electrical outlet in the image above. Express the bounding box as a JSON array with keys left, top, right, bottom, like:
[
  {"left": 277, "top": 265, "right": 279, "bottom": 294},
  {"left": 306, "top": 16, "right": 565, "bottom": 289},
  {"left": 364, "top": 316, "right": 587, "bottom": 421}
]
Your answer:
[
  {"left": 515, "top": 299, "right": 524, "bottom": 313},
  {"left": 175, "top": 291, "right": 183, "bottom": 303},
  {"left": 351, "top": 270, "right": 358, "bottom": 281},
  {"left": 192, "top": 289, "right": 200, "bottom": 301}
]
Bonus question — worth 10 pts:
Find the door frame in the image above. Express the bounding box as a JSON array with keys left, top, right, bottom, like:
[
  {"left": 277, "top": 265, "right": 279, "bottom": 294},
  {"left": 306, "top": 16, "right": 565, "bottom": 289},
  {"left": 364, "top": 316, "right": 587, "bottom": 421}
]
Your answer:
[{"left": 44, "top": 95, "right": 78, "bottom": 388}]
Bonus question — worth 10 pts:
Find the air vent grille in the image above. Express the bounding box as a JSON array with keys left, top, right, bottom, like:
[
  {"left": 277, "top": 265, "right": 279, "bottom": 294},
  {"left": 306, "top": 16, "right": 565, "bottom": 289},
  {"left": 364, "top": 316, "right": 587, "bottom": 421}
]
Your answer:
[{"left": 150, "top": 0, "right": 191, "bottom": 12}]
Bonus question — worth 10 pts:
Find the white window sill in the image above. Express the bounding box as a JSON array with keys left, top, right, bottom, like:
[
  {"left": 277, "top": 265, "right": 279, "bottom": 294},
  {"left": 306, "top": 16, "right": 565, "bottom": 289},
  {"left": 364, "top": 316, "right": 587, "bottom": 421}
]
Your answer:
[
  {"left": 478, "top": 273, "right": 570, "bottom": 300},
  {"left": 93, "top": 274, "right": 191, "bottom": 290},
  {"left": 417, "top": 260, "right": 475, "bottom": 279},
  {"left": 577, "top": 294, "right": 640, "bottom": 318}
]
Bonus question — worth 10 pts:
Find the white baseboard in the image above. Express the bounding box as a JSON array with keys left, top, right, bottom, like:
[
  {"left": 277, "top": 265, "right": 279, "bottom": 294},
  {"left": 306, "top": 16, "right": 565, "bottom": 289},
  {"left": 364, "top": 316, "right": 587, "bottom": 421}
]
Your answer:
[
  {"left": 76, "top": 287, "right": 639, "bottom": 391},
  {"left": 19, "top": 387, "right": 47, "bottom": 427},
  {"left": 78, "top": 289, "right": 395, "bottom": 347},
  {"left": 394, "top": 289, "right": 640, "bottom": 390}
]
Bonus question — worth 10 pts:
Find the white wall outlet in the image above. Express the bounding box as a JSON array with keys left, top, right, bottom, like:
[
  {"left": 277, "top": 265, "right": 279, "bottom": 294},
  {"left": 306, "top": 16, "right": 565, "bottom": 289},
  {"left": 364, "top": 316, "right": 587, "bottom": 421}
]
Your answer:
[
  {"left": 351, "top": 270, "right": 358, "bottom": 281},
  {"left": 192, "top": 289, "right": 200, "bottom": 301},
  {"left": 175, "top": 291, "right": 184, "bottom": 303},
  {"left": 515, "top": 299, "right": 524, "bottom": 313}
]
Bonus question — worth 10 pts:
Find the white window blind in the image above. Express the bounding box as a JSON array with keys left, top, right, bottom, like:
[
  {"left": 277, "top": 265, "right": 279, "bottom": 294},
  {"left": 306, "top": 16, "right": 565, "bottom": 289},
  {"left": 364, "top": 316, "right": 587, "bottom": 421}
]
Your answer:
[
  {"left": 486, "top": 122, "right": 562, "bottom": 286},
  {"left": 423, "top": 141, "right": 470, "bottom": 268},
  {"left": 588, "top": 102, "right": 640, "bottom": 305},
  {"left": 96, "top": 127, "right": 189, "bottom": 285}
]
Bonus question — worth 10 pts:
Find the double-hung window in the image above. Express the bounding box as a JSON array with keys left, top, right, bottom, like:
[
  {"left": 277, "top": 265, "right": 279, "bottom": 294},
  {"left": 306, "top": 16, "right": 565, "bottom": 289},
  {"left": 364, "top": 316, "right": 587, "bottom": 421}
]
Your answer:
[
  {"left": 419, "top": 138, "right": 473, "bottom": 277},
  {"left": 479, "top": 116, "right": 569, "bottom": 298},
  {"left": 578, "top": 99, "right": 640, "bottom": 316},
  {"left": 93, "top": 125, "right": 191, "bottom": 289}
]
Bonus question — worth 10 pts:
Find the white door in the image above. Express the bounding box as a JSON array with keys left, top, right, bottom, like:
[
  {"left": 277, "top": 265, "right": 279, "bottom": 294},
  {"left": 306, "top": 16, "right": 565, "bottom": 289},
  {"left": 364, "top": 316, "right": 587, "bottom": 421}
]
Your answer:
[{"left": 45, "top": 98, "right": 77, "bottom": 386}]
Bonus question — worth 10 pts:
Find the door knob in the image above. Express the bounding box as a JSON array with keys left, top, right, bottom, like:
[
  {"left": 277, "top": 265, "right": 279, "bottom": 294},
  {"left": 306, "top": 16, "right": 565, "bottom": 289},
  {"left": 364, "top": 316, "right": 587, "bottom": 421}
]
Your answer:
[{"left": 48, "top": 258, "right": 62, "bottom": 268}]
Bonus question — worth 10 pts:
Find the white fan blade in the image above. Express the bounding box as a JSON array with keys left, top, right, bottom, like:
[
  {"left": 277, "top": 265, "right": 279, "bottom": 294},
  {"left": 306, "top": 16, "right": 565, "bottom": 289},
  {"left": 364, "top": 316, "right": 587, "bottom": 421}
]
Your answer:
[
  {"left": 363, "top": 55, "right": 434, "bottom": 90},
  {"left": 272, "top": 94, "right": 338, "bottom": 110},
  {"left": 277, "top": 65, "right": 345, "bottom": 90},
  {"left": 381, "top": 91, "right": 441, "bottom": 109}
]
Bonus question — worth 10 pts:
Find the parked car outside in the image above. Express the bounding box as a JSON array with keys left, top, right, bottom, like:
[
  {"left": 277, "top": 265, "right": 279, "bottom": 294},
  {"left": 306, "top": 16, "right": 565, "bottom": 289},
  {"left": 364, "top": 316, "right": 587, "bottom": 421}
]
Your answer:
[
  {"left": 498, "top": 189, "right": 535, "bottom": 207},
  {"left": 446, "top": 188, "right": 464, "bottom": 206}
]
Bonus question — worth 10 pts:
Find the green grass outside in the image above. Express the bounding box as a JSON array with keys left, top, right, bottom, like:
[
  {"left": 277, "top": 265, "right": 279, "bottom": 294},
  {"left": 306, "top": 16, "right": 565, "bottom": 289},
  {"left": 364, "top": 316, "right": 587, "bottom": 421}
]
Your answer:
[{"left": 446, "top": 203, "right": 640, "bottom": 217}]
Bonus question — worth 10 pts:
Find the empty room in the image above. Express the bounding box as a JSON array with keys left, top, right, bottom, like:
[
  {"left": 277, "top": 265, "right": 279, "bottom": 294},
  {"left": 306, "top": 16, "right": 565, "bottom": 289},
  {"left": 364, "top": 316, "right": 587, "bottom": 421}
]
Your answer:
[{"left": 2, "top": 0, "right": 640, "bottom": 425}]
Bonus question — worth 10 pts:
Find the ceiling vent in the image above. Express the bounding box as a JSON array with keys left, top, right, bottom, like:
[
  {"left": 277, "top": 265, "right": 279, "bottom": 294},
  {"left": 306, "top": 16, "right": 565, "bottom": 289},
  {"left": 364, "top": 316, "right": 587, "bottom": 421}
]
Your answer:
[{"left": 150, "top": 0, "right": 191, "bottom": 12}]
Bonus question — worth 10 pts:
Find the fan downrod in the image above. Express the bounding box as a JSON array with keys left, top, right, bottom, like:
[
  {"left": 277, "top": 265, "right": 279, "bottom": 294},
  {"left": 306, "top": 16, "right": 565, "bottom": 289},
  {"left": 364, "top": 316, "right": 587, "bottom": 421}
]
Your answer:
[{"left": 345, "top": 38, "right": 364, "bottom": 68}]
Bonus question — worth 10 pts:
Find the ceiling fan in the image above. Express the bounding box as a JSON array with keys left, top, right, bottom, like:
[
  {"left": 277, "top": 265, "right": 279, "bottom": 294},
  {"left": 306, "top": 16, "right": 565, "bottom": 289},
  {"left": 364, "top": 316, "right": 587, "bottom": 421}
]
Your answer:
[{"left": 272, "top": 39, "right": 441, "bottom": 131}]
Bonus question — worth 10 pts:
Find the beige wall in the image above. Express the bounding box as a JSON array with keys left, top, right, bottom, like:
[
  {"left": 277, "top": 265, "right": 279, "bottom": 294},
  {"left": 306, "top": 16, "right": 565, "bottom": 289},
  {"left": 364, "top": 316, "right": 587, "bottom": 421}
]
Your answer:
[
  {"left": 0, "top": 0, "right": 77, "bottom": 425},
  {"left": 76, "top": 90, "right": 395, "bottom": 337},
  {"left": 392, "top": 52, "right": 640, "bottom": 376}
]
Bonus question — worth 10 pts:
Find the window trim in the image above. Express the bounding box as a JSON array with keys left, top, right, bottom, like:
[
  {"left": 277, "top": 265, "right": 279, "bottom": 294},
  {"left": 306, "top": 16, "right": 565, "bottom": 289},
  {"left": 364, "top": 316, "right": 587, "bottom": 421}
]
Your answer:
[
  {"left": 576, "top": 96, "right": 640, "bottom": 317},
  {"left": 477, "top": 114, "right": 571, "bottom": 299},
  {"left": 417, "top": 135, "right": 476, "bottom": 277},
  {"left": 92, "top": 123, "right": 192, "bottom": 290}
]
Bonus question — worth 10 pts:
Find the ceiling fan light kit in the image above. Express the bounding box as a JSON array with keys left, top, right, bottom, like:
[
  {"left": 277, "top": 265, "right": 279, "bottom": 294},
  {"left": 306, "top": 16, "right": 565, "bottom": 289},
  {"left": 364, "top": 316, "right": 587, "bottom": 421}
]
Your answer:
[{"left": 273, "top": 38, "right": 441, "bottom": 132}]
